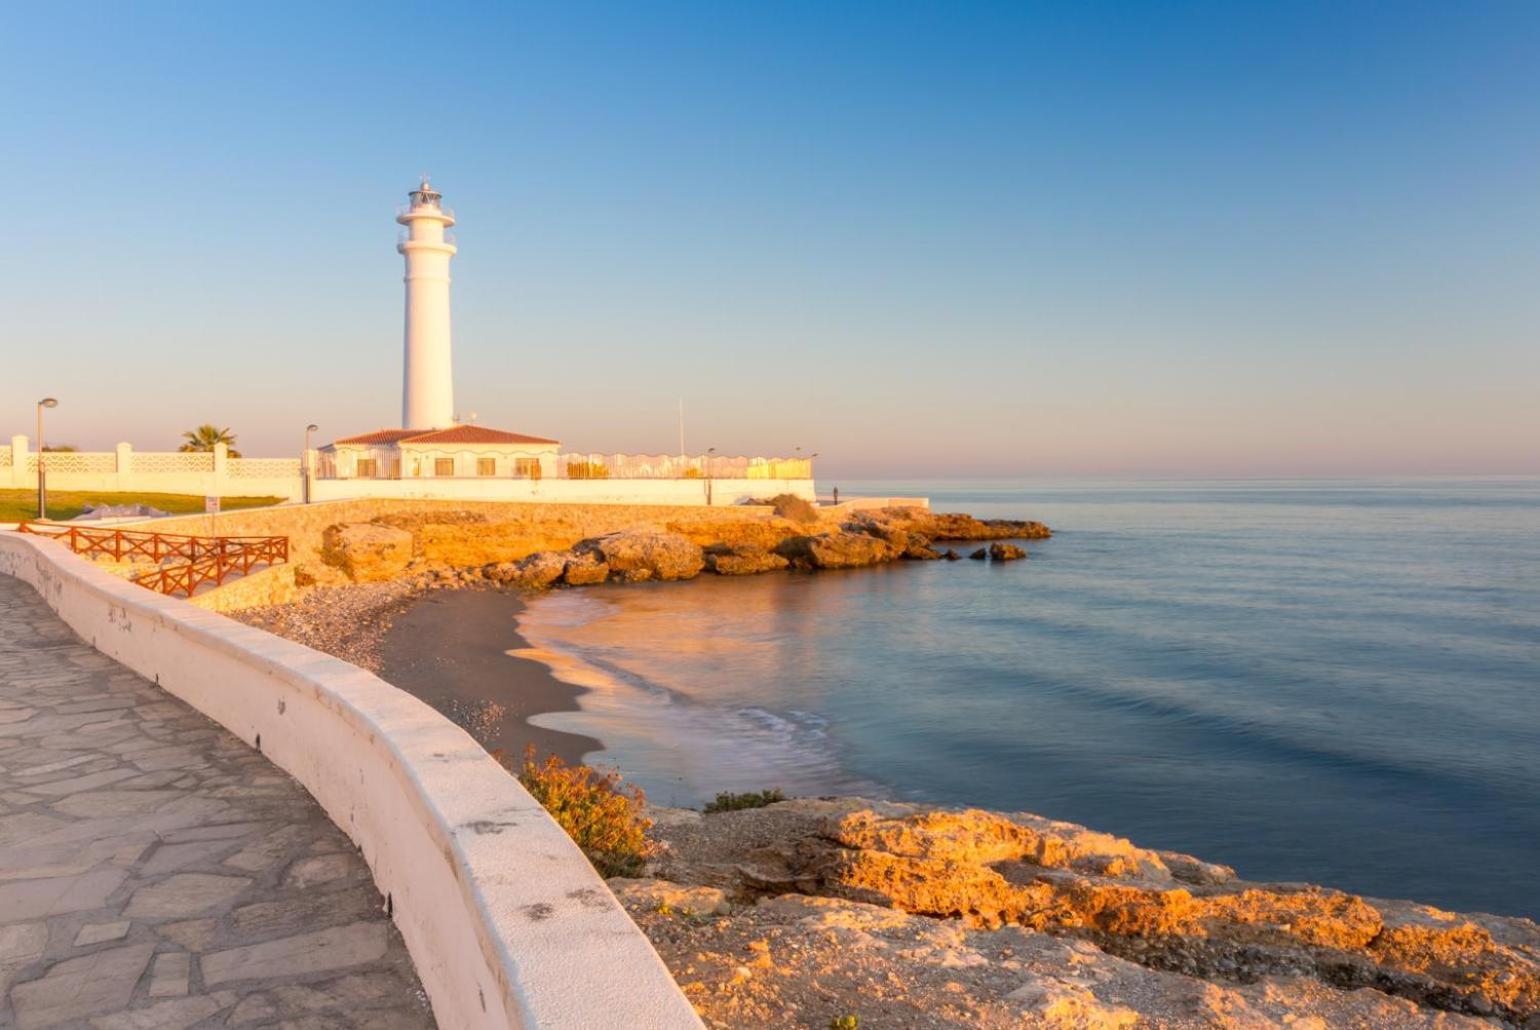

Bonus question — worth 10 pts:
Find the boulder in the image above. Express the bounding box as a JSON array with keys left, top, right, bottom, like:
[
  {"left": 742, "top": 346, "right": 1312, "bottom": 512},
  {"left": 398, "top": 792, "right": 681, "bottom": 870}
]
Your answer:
[
  {"left": 493, "top": 551, "right": 567, "bottom": 590},
  {"left": 705, "top": 548, "right": 791, "bottom": 576},
  {"left": 776, "top": 532, "right": 904, "bottom": 570},
  {"left": 969, "top": 548, "right": 987, "bottom": 561},
  {"left": 990, "top": 542, "right": 1027, "bottom": 561},
  {"left": 575, "top": 529, "right": 705, "bottom": 582},
  {"left": 563, "top": 552, "right": 611, "bottom": 586},
  {"left": 844, "top": 513, "right": 913, "bottom": 548},
  {"left": 942, "top": 549, "right": 962, "bottom": 561},
  {"left": 319, "top": 523, "right": 414, "bottom": 582},
  {"left": 902, "top": 535, "right": 942, "bottom": 560}
]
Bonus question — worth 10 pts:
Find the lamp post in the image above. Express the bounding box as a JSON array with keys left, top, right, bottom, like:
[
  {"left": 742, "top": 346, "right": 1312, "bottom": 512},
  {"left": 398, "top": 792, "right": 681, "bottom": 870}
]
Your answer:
[
  {"left": 35, "top": 397, "right": 58, "bottom": 520},
  {"left": 705, "top": 446, "right": 716, "bottom": 506},
  {"left": 303, "top": 424, "right": 318, "bottom": 504}
]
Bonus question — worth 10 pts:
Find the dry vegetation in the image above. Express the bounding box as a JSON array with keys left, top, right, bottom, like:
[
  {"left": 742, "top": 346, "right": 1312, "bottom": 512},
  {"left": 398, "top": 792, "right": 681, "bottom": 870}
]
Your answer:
[{"left": 505, "top": 746, "right": 654, "bottom": 877}]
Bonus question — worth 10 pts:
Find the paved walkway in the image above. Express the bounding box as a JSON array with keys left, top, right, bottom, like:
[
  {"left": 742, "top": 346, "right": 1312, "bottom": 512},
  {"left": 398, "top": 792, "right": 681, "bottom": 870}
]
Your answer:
[{"left": 0, "top": 575, "right": 436, "bottom": 1029}]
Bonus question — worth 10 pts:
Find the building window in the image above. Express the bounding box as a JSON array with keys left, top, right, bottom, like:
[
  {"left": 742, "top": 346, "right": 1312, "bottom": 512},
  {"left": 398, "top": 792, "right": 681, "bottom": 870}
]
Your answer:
[
  {"left": 434, "top": 457, "right": 455, "bottom": 477},
  {"left": 476, "top": 457, "right": 496, "bottom": 477},
  {"left": 386, "top": 459, "right": 401, "bottom": 479},
  {"left": 514, "top": 457, "right": 543, "bottom": 480},
  {"left": 356, "top": 458, "right": 377, "bottom": 478}
]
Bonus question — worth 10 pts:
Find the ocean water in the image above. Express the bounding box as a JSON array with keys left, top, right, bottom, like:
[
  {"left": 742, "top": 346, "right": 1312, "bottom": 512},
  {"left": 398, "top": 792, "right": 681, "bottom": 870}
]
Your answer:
[{"left": 518, "top": 479, "right": 1540, "bottom": 918}]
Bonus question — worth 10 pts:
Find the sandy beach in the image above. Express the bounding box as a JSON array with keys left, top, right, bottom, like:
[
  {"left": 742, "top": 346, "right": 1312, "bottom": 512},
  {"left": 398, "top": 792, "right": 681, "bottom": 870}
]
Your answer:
[{"left": 378, "top": 588, "right": 601, "bottom": 764}]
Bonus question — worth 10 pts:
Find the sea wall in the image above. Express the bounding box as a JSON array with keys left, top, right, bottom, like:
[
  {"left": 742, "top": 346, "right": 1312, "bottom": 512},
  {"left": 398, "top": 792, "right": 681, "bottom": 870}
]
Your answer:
[{"left": 0, "top": 531, "right": 702, "bottom": 1030}]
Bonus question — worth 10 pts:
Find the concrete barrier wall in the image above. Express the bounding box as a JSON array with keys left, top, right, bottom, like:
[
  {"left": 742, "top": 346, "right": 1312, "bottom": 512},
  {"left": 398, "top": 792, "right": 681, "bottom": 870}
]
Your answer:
[{"left": 0, "top": 532, "right": 702, "bottom": 1030}]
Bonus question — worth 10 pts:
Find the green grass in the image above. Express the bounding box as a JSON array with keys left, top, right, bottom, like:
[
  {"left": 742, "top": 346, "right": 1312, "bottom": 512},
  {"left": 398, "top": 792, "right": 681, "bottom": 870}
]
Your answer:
[{"left": 0, "top": 489, "right": 284, "bottom": 523}]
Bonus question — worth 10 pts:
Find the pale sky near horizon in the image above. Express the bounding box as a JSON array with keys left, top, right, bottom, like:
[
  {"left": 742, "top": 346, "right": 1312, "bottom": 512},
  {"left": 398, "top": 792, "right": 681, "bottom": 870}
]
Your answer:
[{"left": 2, "top": 2, "right": 1537, "bottom": 478}]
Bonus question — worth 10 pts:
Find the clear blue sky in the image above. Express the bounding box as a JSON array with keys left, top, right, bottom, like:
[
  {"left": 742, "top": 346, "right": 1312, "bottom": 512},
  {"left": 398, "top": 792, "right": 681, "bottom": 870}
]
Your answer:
[{"left": 3, "top": 2, "right": 1536, "bottom": 477}]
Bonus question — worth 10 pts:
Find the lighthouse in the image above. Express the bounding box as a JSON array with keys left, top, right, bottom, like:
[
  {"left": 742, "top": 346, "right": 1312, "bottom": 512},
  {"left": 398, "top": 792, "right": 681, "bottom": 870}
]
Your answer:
[{"left": 398, "top": 177, "right": 457, "bottom": 429}]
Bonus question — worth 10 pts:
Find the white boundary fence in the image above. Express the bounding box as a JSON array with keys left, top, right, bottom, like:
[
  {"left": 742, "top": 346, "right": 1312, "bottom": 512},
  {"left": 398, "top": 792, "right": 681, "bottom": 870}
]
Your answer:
[
  {"left": 7, "top": 437, "right": 816, "bottom": 508},
  {"left": 0, "top": 531, "right": 702, "bottom": 1029},
  {"left": 6, "top": 437, "right": 302, "bottom": 501}
]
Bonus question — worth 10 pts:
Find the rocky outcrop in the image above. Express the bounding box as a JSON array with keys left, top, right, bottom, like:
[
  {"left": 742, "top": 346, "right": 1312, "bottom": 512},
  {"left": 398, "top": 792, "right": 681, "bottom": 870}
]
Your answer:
[
  {"left": 921, "top": 512, "right": 1052, "bottom": 541},
  {"left": 292, "top": 504, "right": 1050, "bottom": 597},
  {"left": 704, "top": 547, "right": 791, "bottom": 576},
  {"left": 775, "top": 532, "right": 904, "bottom": 570},
  {"left": 574, "top": 529, "right": 706, "bottom": 582},
  {"left": 989, "top": 542, "right": 1026, "bottom": 561},
  {"left": 489, "top": 550, "right": 567, "bottom": 590},
  {"left": 562, "top": 551, "right": 611, "bottom": 586},
  {"left": 667, "top": 517, "right": 807, "bottom": 555},
  {"left": 319, "top": 523, "right": 414, "bottom": 582},
  {"left": 615, "top": 874, "right": 1491, "bottom": 1029},
  {"left": 641, "top": 799, "right": 1540, "bottom": 1026}
]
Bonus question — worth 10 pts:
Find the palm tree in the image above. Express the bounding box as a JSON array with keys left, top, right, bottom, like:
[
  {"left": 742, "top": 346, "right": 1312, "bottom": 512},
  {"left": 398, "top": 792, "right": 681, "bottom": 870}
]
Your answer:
[{"left": 179, "top": 424, "right": 241, "bottom": 458}]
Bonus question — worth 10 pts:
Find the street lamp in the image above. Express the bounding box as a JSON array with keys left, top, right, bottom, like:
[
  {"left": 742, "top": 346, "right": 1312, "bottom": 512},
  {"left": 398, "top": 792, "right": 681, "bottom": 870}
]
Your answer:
[
  {"left": 35, "top": 398, "right": 58, "bottom": 520},
  {"left": 303, "top": 424, "right": 319, "bottom": 504},
  {"left": 705, "top": 447, "right": 716, "bottom": 506}
]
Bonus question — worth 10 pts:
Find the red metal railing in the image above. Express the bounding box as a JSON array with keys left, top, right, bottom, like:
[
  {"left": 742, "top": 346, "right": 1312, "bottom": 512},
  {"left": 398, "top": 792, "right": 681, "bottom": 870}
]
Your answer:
[{"left": 17, "top": 522, "right": 288, "bottom": 597}]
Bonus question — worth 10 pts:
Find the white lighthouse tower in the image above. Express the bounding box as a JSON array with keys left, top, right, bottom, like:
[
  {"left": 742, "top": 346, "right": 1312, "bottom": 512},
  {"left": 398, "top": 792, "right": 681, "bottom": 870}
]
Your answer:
[{"left": 398, "top": 177, "right": 457, "bottom": 429}]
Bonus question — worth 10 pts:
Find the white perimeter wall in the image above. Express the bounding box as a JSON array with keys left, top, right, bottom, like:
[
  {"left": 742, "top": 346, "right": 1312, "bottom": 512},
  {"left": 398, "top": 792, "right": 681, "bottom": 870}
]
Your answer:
[
  {"left": 5, "top": 438, "right": 815, "bottom": 508},
  {"left": 5, "top": 438, "right": 301, "bottom": 502},
  {"left": 309, "top": 476, "right": 817, "bottom": 506},
  {"left": 0, "top": 532, "right": 701, "bottom": 1030}
]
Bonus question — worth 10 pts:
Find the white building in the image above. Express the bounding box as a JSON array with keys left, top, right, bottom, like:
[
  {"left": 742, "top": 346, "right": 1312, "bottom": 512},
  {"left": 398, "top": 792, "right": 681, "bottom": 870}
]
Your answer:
[
  {"left": 322, "top": 179, "right": 562, "bottom": 479},
  {"left": 322, "top": 426, "right": 559, "bottom": 481}
]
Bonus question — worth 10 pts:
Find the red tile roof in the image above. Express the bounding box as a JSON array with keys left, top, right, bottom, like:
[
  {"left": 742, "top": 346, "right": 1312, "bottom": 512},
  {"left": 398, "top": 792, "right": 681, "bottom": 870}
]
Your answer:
[
  {"left": 403, "top": 425, "right": 560, "bottom": 445},
  {"left": 331, "top": 428, "right": 424, "bottom": 445},
  {"left": 332, "top": 426, "right": 560, "bottom": 446}
]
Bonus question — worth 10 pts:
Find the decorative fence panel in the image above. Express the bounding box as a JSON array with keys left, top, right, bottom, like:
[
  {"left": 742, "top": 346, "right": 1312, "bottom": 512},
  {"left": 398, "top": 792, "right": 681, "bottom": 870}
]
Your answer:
[
  {"left": 35, "top": 452, "right": 118, "bottom": 474},
  {"left": 132, "top": 452, "right": 214, "bottom": 474},
  {"left": 316, "top": 451, "right": 813, "bottom": 481},
  {"left": 228, "top": 457, "right": 301, "bottom": 479}
]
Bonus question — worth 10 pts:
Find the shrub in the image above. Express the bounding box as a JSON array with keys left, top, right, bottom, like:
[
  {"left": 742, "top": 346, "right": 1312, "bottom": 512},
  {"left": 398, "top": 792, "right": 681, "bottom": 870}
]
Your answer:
[
  {"left": 703, "top": 788, "right": 785, "bottom": 813},
  {"left": 505, "top": 745, "right": 653, "bottom": 877},
  {"left": 830, "top": 1017, "right": 860, "bottom": 1030},
  {"left": 769, "top": 493, "right": 819, "bottom": 524}
]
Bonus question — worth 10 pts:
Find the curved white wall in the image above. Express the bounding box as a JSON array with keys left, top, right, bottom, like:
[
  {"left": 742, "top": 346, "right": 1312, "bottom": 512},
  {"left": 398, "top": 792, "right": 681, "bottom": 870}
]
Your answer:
[{"left": 0, "top": 532, "right": 701, "bottom": 1030}]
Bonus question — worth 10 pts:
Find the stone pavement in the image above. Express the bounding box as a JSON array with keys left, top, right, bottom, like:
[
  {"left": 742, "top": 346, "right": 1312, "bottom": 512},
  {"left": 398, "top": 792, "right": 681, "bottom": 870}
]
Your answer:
[{"left": 0, "top": 574, "right": 436, "bottom": 1029}]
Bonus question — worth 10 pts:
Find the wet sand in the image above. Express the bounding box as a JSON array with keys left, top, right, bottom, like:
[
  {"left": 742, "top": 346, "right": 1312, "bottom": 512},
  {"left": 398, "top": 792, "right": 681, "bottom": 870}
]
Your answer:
[{"left": 377, "top": 588, "right": 601, "bottom": 764}]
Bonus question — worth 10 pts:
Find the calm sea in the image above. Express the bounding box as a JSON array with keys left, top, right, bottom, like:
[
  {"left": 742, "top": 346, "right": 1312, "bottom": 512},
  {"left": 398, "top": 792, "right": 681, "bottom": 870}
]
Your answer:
[{"left": 518, "top": 479, "right": 1540, "bottom": 918}]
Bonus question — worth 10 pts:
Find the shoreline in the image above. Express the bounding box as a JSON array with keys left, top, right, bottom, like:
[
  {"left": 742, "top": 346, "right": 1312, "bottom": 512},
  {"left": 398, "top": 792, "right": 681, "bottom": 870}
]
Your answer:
[
  {"left": 378, "top": 587, "right": 601, "bottom": 764},
  {"left": 230, "top": 580, "right": 602, "bottom": 764},
  {"left": 231, "top": 574, "right": 1540, "bottom": 1026}
]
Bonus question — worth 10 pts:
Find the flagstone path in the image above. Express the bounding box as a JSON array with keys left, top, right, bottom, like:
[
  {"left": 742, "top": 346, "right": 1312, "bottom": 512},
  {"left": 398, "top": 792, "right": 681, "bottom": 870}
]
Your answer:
[{"left": 0, "top": 574, "right": 436, "bottom": 1029}]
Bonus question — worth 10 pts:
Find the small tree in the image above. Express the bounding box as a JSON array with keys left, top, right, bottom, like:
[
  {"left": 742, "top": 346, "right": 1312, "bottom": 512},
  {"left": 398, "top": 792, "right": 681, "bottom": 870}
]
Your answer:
[{"left": 179, "top": 424, "right": 241, "bottom": 458}]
